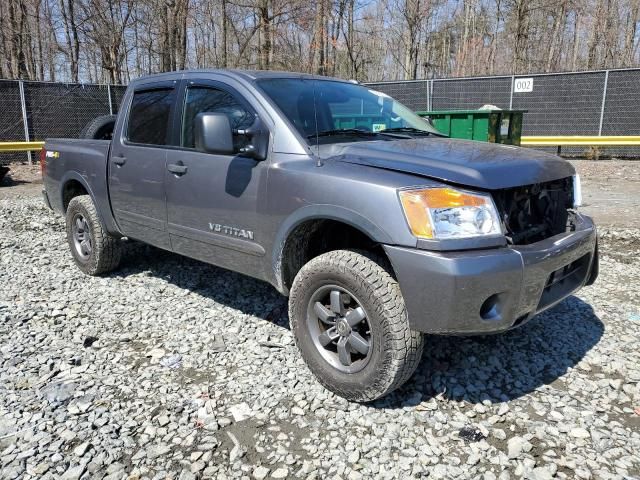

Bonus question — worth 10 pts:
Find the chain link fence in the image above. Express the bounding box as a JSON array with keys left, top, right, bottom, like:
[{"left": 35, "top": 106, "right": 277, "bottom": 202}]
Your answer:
[
  {"left": 2, "top": 69, "right": 640, "bottom": 165},
  {"left": 0, "top": 81, "right": 29, "bottom": 164},
  {"left": 367, "top": 67, "right": 640, "bottom": 157},
  {"left": 0, "top": 80, "right": 126, "bottom": 165}
]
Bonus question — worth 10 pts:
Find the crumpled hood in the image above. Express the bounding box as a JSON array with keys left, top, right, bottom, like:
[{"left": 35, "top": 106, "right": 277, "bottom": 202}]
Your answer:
[{"left": 321, "top": 137, "right": 575, "bottom": 190}]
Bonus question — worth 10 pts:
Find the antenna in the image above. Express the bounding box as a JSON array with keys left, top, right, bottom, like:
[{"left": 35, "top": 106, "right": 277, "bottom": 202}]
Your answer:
[{"left": 312, "top": 80, "right": 322, "bottom": 167}]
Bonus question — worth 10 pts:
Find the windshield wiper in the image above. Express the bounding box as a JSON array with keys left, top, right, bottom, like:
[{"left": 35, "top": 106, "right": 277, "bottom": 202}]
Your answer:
[
  {"left": 378, "top": 127, "right": 436, "bottom": 136},
  {"left": 306, "top": 128, "right": 380, "bottom": 139}
]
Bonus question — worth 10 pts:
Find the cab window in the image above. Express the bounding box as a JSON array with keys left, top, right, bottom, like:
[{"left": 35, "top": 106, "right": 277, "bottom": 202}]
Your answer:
[
  {"left": 182, "top": 86, "right": 255, "bottom": 151},
  {"left": 127, "top": 88, "right": 175, "bottom": 145}
]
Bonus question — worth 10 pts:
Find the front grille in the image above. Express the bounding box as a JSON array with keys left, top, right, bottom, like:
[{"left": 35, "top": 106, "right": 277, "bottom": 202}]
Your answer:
[{"left": 492, "top": 177, "right": 574, "bottom": 245}]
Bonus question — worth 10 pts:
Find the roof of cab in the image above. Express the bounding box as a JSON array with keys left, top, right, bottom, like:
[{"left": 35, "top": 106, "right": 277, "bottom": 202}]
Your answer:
[{"left": 129, "top": 69, "right": 352, "bottom": 86}]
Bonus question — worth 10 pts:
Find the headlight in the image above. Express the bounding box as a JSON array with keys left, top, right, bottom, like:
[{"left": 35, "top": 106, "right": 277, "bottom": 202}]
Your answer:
[{"left": 399, "top": 186, "right": 502, "bottom": 239}]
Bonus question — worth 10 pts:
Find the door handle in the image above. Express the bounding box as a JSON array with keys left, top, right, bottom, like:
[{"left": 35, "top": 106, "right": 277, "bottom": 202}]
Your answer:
[
  {"left": 167, "top": 162, "right": 188, "bottom": 175},
  {"left": 113, "top": 156, "right": 126, "bottom": 166}
]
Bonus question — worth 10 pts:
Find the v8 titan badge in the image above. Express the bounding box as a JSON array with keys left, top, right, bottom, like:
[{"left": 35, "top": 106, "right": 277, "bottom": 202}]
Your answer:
[{"left": 209, "top": 223, "right": 254, "bottom": 241}]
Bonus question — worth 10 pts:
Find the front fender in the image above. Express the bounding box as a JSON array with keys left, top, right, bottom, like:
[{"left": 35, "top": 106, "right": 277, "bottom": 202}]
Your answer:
[{"left": 270, "top": 204, "right": 394, "bottom": 294}]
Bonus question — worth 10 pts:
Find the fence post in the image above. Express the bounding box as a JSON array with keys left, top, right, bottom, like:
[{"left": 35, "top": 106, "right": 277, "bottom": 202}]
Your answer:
[
  {"left": 509, "top": 75, "right": 515, "bottom": 110},
  {"left": 598, "top": 70, "right": 609, "bottom": 136},
  {"left": 425, "top": 80, "right": 430, "bottom": 112},
  {"left": 429, "top": 80, "right": 433, "bottom": 111},
  {"left": 107, "top": 84, "right": 114, "bottom": 115},
  {"left": 18, "top": 80, "right": 32, "bottom": 165}
]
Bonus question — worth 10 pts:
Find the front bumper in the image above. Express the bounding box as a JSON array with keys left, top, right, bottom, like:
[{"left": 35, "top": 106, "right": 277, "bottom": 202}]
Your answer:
[{"left": 384, "top": 213, "right": 598, "bottom": 334}]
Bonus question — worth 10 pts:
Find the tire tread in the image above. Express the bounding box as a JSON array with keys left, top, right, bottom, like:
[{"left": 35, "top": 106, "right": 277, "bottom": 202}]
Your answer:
[
  {"left": 289, "top": 249, "right": 424, "bottom": 402},
  {"left": 66, "top": 195, "right": 121, "bottom": 275},
  {"left": 79, "top": 114, "right": 116, "bottom": 140}
]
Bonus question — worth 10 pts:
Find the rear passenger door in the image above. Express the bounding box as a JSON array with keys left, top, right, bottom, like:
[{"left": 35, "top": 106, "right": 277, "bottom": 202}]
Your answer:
[
  {"left": 109, "top": 81, "right": 177, "bottom": 250},
  {"left": 164, "top": 79, "right": 270, "bottom": 278}
]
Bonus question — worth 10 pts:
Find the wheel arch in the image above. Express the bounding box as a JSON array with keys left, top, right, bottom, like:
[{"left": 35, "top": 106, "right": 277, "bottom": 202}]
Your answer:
[
  {"left": 60, "top": 172, "right": 95, "bottom": 212},
  {"left": 59, "top": 171, "right": 120, "bottom": 236},
  {"left": 272, "top": 205, "right": 395, "bottom": 295}
]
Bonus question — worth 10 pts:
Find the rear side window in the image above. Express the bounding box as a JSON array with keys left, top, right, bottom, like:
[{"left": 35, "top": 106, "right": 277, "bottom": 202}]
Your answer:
[{"left": 127, "top": 88, "right": 175, "bottom": 145}]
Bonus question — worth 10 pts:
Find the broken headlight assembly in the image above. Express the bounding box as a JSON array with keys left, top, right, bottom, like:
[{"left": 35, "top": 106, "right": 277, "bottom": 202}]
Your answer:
[{"left": 399, "top": 186, "right": 502, "bottom": 240}]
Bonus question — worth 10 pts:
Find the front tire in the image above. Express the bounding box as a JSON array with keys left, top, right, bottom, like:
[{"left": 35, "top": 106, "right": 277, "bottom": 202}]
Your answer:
[
  {"left": 66, "top": 195, "right": 122, "bottom": 275},
  {"left": 289, "top": 250, "right": 424, "bottom": 402}
]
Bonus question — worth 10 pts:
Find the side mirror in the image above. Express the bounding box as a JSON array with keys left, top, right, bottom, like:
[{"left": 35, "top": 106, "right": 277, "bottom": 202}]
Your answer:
[
  {"left": 235, "top": 117, "right": 269, "bottom": 161},
  {"left": 194, "top": 113, "right": 234, "bottom": 155}
]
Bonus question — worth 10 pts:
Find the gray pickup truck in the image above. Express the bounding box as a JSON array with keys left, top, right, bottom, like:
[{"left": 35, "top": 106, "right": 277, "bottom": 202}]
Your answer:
[{"left": 42, "top": 70, "right": 598, "bottom": 401}]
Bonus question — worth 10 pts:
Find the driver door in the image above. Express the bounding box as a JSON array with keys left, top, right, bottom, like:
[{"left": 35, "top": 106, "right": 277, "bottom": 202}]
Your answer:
[{"left": 164, "top": 80, "right": 269, "bottom": 278}]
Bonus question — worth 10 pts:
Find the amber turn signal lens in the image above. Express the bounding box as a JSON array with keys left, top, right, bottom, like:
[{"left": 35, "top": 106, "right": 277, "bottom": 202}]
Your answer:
[
  {"left": 399, "top": 190, "right": 434, "bottom": 238},
  {"left": 420, "top": 187, "right": 486, "bottom": 208},
  {"left": 399, "top": 187, "right": 498, "bottom": 239}
]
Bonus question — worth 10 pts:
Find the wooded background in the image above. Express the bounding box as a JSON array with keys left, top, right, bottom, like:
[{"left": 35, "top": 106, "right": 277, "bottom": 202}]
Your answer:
[{"left": 1, "top": 0, "right": 639, "bottom": 84}]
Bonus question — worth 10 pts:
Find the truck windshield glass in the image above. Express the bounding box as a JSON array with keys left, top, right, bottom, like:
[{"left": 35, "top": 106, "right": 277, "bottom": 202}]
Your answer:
[{"left": 257, "top": 78, "right": 438, "bottom": 144}]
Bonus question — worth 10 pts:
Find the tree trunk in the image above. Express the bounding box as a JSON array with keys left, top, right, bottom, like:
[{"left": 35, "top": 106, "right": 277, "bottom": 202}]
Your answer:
[
  {"left": 587, "top": 0, "right": 604, "bottom": 68},
  {"left": 222, "top": 0, "right": 228, "bottom": 67},
  {"left": 315, "top": 0, "right": 326, "bottom": 74},
  {"left": 512, "top": 0, "right": 530, "bottom": 74},
  {"left": 545, "top": 0, "right": 567, "bottom": 72}
]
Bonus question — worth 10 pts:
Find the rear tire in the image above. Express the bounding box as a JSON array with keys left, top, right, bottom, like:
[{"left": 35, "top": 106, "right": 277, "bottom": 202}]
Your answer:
[
  {"left": 289, "top": 249, "right": 424, "bottom": 402},
  {"left": 66, "top": 195, "right": 122, "bottom": 275},
  {"left": 79, "top": 114, "right": 116, "bottom": 140}
]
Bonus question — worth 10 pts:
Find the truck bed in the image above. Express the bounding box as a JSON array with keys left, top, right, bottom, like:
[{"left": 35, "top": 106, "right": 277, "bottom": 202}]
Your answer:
[{"left": 42, "top": 139, "right": 119, "bottom": 234}]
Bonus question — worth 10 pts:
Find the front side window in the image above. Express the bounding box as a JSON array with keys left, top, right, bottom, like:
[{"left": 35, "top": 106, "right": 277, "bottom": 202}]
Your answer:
[
  {"left": 257, "top": 78, "right": 439, "bottom": 144},
  {"left": 182, "top": 86, "right": 255, "bottom": 150},
  {"left": 127, "top": 88, "right": 175, "bottom": 145}
]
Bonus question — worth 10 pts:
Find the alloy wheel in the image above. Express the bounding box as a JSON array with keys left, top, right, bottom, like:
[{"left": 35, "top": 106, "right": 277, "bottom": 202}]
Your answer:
[
  {"left": 306, "top": 285, "right": 373, "bottom": 373},
  {"left": 72, "top": 213, "right": 93, "bottom": 261}
]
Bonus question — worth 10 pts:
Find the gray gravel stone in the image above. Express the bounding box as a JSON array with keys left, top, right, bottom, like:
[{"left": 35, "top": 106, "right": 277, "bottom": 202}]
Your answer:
[
  {"left": 507, "top": 436, "right": 533, "bottom": 459},
  {"left": 569, "top": 427, "right": 591, "bottom": 438},
  {"left": 73, "top": 441, "right": 91, "bottom": 457},
  {"left": 252, "top": 466, "right": 270, "bottom": 479},
  {"left": 271, "top": 467, "right": 289, "bottom": 478},
  {"left": 61, "top": 465, "right": 85, "bottom": 480},
  {"left": 147, "top": 444, "right": 172, "bottom": 459}
]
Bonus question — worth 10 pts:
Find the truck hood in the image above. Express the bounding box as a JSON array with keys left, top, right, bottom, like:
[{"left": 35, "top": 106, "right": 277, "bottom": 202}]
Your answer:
[{"left": 320, "top": 137, "right": 575, "bottom": 190}]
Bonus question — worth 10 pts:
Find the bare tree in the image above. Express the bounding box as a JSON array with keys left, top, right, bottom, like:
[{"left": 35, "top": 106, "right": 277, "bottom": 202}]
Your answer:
[
  {"left": 59, "top": 0, "right": 80, "bottom": 81},
  {"left": 0, "top": 0, "right": 639, "bottom": 83},
  {"left": 80, "top": 0, "right": 134, "bottom": 83}
]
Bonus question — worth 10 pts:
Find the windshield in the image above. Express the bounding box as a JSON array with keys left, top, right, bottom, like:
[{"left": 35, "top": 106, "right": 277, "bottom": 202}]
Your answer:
[{"left": 257, "top": 78, "right": 439, "bottom": 144}]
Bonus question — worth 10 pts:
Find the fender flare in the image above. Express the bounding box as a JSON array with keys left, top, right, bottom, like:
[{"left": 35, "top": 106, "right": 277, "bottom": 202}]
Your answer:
[
  {"left": 270, "top": 204, "right": 394, "bottom": 294},
  {"left": 58, "top": 171, "right": 119, "bottom": 235}
]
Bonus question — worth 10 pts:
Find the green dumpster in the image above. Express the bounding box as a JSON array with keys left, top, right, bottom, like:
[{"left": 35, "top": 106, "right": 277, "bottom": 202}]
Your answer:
[{"left": 415, "top": 109, "right": 527, "bottom": 146}]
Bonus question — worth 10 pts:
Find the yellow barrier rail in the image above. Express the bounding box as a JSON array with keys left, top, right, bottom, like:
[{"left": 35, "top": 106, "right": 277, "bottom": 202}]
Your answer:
[
  {"left": 0, "top": 141, "right": 45, "bottom": 152},
  {"left": 521, "top": 135, "right": 640, "bottom": 146},
  {"left": 1, "top": 137, "right": 639, "bottom": 153}
]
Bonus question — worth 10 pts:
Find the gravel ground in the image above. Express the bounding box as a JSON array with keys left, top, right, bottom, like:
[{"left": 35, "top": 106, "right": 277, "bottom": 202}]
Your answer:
[
  {"left": 1, "top": 167, "right": 640, "bottom": 480},
  {"left": 571, "top": 160, "right": 640, "bottom": 228}
]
